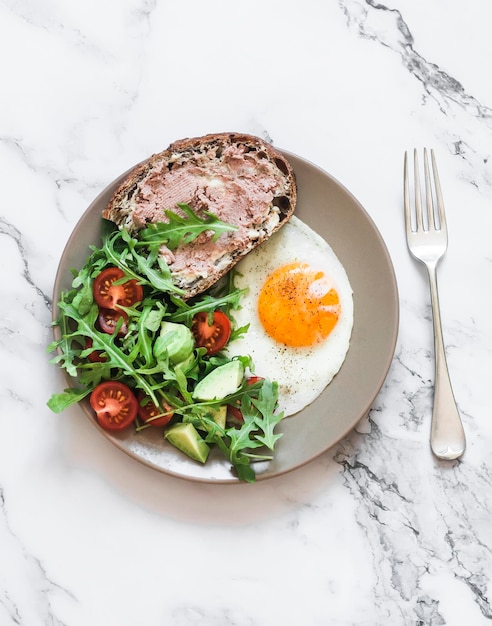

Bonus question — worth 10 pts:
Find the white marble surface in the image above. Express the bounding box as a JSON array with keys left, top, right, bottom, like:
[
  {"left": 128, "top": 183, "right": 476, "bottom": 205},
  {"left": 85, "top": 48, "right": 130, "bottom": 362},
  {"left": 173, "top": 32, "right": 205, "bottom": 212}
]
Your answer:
[{"left": 2, "top": 1, "right": 492, "bottom": 624}]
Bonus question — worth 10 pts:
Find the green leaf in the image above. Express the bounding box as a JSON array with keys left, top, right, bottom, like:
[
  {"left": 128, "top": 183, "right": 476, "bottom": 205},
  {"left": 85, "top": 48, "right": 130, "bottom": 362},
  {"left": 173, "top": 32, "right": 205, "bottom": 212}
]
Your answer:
[
  {"left": 233, "top": 459, "right": 258, "bottom": 483},
  {"left": 168, "top": 289, "right": 248, "bottom": 328},
  {"left": 132, "top": 245, "right": 183, "bottom": 294},
  {"left": 252, "top": 380, "right": 284, "bottom": 450},
  {"left": 143, "top": 305, "right": 166, "bottom": 333},
  {"left": 139, "top": 204, "right": 238, "bottom": 250},
  {"left": 71, "top": 278, "right": 93, "bottom": 315},
  {"left": 47, "top": 387, "right": 91, "bottom": 413}
]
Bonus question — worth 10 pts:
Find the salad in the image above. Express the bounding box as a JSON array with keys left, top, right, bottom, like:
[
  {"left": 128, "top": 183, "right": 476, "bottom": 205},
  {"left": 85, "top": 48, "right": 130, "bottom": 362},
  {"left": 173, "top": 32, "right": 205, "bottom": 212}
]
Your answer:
[{"left": 48, "top": 205, "right": 284, "bottom": 483}]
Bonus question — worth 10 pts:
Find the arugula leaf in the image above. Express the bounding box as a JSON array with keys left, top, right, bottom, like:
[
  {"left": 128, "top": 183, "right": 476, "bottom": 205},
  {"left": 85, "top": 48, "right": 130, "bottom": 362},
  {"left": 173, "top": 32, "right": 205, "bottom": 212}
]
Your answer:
[
  {"left": 51, "top": 301, "right": 159, "bottom": 403},
  {"left": 169, "top": 289, "right": 247, "bottom": 325},
  {"left": 143, "top": 304, "right": 166, "bottom": 333},
  {"left": 101, "top": 229, "right": 184, "bottom": 294},
  {"left": 132, "top": 245, "right": 183, "bottom": 294},
  {"left": 251, "top": 380, "right": 284, "bottom": 450},
  {"left": 47, "top": 387, "right": 91, "bottom": 413},
  {"left": 139, "top": 204, "right": 238, "bottom": 249},
  {"left": 135, "top": 305, "right": 159, "bottom": 366}
]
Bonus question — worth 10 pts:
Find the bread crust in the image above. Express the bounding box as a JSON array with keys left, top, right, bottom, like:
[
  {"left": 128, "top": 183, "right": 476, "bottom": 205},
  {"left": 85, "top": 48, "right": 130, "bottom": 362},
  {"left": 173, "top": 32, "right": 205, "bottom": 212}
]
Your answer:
[{"left": 102, "top": 132, "right": 297, "bottom": 298}]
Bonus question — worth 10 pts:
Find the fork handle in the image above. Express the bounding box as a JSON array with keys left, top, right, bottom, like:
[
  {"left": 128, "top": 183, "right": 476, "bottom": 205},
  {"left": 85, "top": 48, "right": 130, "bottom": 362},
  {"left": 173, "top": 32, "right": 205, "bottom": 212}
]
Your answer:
[{"left": 427, "top": 263, "right": 466, "bottom": 460}]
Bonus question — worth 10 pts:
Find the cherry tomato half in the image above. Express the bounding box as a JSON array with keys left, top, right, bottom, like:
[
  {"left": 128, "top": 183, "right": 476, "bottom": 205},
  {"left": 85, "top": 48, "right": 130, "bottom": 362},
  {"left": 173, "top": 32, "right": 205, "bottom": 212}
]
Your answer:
[
  {"left": 98, "top": 308, "right": 129, "bottom": 336},
  {"left": 137, "top": 391, "right": 174, "bottom": 428},
  {"left": 227, "top": 405, "right": 244, "bottom": 424},
  {"left": 191, "top": 311, "right": 231, "bottom": 355},
  {"left": 246, "top": 376, "right": 264, "bottom": 386},
  {"left": 90, "top": 381, "right": 138, "bottom": 431},
  {"left": 93, "top": 267, "right": 143, "bottom": 310}
]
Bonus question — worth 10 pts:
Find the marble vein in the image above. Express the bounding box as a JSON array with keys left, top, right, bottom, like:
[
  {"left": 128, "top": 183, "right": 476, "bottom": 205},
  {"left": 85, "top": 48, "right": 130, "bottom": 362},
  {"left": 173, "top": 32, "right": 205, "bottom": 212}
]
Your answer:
[
  {"left": 2, "top": 0, "right": 113, "bottom": 61},
  {"left": 0, "top": 217, "right": 51, "bottom": 310},
  {"left": 339, "top": 0, "right": 492, "bottom": 190},
  {"left": 170, "top": 606, "right": 256, "bottom": 626},
  {"left": 334, "top": 407, "right": 492, "bottom": 623},
  {"left": 340, "top": 0, "right": 491, "bottom": 115},
  {"left": 0, "top": 488, "right": 76, "bottom": 626}
]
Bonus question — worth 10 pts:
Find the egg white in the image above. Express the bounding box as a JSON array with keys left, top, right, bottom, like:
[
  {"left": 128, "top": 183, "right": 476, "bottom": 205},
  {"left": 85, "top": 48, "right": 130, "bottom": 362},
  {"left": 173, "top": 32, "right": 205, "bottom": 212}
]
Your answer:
[{"left": 227, "top": 216, "right": 354, "bottom": 417}]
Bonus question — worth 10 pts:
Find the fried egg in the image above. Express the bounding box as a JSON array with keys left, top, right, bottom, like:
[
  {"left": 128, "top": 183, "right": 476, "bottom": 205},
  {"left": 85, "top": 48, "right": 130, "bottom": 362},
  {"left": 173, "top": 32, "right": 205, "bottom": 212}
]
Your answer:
[{"left": 227, "top": 216, "right": 354, "bottom": 416}]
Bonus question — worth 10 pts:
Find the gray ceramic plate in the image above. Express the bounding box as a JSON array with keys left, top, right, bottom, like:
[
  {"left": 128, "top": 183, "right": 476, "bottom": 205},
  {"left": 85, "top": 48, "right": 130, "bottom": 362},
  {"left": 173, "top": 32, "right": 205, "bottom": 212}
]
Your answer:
[{"left": 52, "top": 149, "right": 399, "bottom": 483}]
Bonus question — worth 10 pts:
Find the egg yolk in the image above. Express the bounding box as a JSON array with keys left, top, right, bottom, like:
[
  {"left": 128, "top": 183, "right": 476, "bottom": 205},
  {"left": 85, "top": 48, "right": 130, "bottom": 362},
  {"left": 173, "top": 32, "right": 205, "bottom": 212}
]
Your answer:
[{"left": 258, "top": 262, "right": 340, "bottom": 348}]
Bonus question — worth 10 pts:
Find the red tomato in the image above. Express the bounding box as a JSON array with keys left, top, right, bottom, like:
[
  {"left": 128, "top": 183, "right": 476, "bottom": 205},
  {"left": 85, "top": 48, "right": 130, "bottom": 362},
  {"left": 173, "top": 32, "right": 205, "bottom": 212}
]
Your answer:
[
  {"left": 227, "top": 405, "right": 244, "bottom": 424},
  {"left": 191, "top": 311, "right": 231, "bottom": 355},
  {"left": 137, "top": 392, "right": 174, "bottom": 427},
  {"left": 90, "top": 381, "right": 138, "bottom": 431},
  {"left": 84, "top": 338, "right": 107, "bottom": 363},
  {"left": 93, "top": 267, "right": 143, "bottom": 310},
  {"left": 245, "top": 376, "right": 264, "bottom": 386},
  {"left": 98, "top": 308, "right": 129, "bottom": 336}
]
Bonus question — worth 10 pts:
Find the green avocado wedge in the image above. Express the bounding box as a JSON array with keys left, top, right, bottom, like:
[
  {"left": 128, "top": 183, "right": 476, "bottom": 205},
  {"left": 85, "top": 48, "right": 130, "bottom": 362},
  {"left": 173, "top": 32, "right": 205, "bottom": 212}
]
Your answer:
[
  {"left": 164, "top": 422, "right": 210, "bottom": 463},
  {"left": 192, "top": 360, "right": 244, "bottom": 401}
]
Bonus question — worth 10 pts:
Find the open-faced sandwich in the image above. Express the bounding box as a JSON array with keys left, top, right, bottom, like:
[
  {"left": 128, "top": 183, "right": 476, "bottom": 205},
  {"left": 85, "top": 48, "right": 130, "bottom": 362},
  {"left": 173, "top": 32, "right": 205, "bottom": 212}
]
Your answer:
[{"left": 102, "top": 132, "right": 297, "bottom": 297}]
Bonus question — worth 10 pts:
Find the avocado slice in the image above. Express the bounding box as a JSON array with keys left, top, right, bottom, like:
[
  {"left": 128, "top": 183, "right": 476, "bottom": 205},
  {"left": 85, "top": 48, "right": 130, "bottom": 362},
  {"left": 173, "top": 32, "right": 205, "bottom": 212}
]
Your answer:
[
  {"left": 192, "top": 360, "right": 244, "bottom": 401},
  {"left": 154, "top": 321, "right": 194, "bottom": 364},
  {"left": 164, "top": 422, "right": 210, "bottom": 463}
]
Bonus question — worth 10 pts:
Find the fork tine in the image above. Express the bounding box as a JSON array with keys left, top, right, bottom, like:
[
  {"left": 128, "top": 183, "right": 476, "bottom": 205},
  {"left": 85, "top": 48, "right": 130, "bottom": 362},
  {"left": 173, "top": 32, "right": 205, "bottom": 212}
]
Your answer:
[
  {"left": 431, "top": 149, "right": 447, "bottom": 232},
  {"left": 403, "top": 151, "right": 413, "bottom": 233},
  {"left": 413, "top": 149, "right": 424, "bottom": 231},
  {"left": 423, "top": 148, "right": 434, "bottom": 230}
]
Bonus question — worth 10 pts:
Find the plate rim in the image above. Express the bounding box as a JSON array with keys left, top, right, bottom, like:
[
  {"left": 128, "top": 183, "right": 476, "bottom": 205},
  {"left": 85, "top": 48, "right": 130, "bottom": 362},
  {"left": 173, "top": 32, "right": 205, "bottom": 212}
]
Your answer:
[{"left": 52, "top": 147, "right": 399, "bottom": 483}]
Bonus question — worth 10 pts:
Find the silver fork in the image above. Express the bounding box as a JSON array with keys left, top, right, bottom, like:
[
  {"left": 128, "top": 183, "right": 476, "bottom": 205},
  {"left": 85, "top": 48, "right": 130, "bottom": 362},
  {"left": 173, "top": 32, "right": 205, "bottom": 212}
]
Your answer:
[{"left": 403, "top": 148, "right": 466, "bottom": 460}]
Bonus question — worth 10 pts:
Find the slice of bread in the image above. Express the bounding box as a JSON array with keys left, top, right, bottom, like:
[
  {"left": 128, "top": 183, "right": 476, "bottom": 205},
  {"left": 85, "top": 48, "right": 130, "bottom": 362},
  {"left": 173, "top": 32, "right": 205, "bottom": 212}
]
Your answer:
[{"left": 102, "top": 132, "right": 297, "bottom": 298}]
